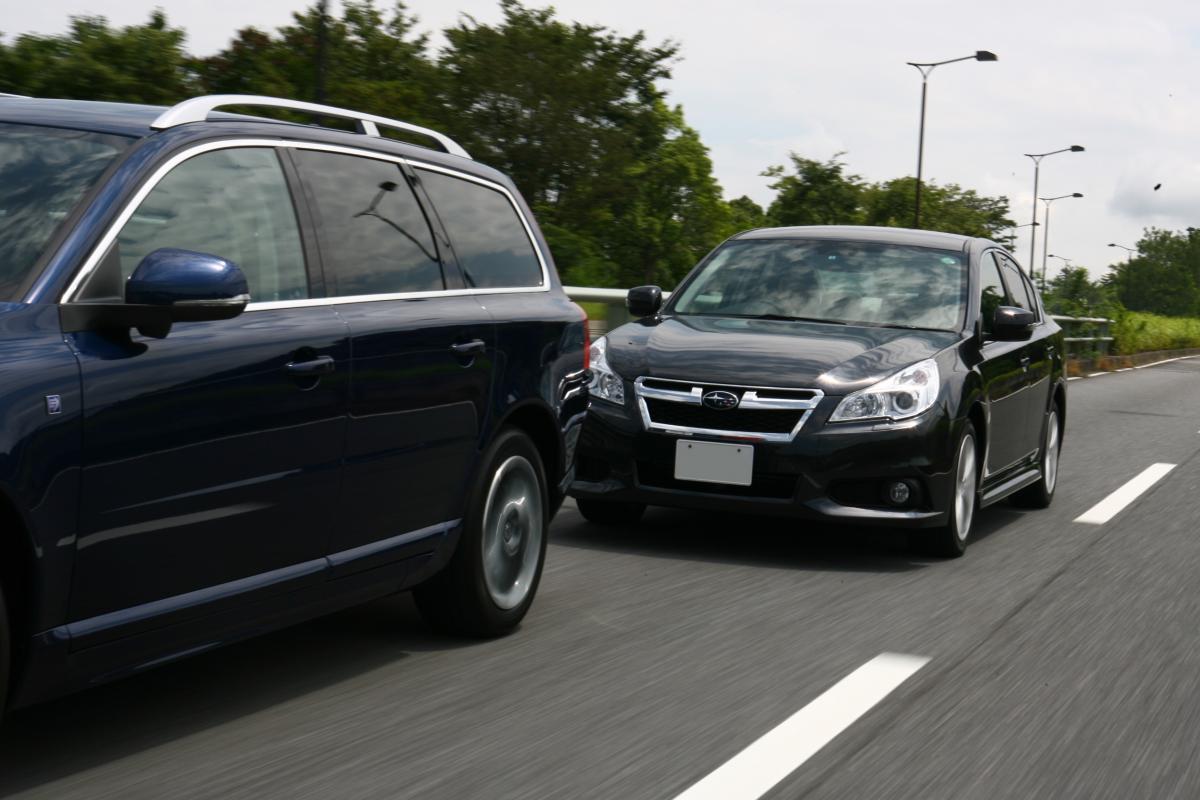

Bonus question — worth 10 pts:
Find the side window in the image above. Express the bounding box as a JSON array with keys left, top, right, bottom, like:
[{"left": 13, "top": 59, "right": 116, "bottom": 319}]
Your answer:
[
  {"left": 417, "top": 168, "right": 543, "bottom": 289},
  {"left": 997, "top": 254, "right": 1036, "bottom": 316},
  {"left": 115, "top": 148, "right": 308, "bottom": 303},
  {"left": 293, "top": 150, "right": 443, "bottom": 296},
  {"left": 979, "top": 252, "right": 1009, "bottom": 336}
]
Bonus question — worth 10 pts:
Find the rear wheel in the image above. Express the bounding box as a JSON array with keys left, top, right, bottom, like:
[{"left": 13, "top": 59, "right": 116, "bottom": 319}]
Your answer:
[
  {"left": 919, "top": 423, "right": 979, "bottom": 558},
  {"left": 414, "top": 429, "right": 548, "bottom": 637},
  {"left": 576, "top": 498, "right": 646, "bottom": 525},
  {"left": 1011, "top": 404, "right": 1061, "bottom": 509}
]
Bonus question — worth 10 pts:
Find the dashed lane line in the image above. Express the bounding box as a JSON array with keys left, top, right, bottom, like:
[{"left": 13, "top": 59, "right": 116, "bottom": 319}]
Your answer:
[
  {"left": 672, "top": 653, "right": 930, "bottom": 800},
  {"left": 1074, "top": 463, "right": 1177, "bottom": 525}
]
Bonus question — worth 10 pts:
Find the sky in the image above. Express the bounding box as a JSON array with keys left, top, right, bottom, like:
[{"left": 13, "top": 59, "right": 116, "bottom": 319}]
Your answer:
[{"left": 8, "top": 0, "right": 1200, "bottom": 280}]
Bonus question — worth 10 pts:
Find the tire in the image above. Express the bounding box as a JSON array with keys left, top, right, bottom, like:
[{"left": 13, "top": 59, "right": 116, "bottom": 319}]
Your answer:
[
  {"left": 414, "top": 429, "right": 549, "bottom": 637},
  {"left": 576, "top": 498, "right": 646, "bottom": 525},
  {"left": 1011, "top": 403, "right": 1061, "bottom": 509},
  {"left": 919, "top": 422, "right": 979, "bottom": 558}
]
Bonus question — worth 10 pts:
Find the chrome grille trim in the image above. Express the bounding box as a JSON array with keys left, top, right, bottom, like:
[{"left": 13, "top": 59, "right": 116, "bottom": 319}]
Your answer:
[{"left": 633, "top": 377, "right": 824, "bottom": 443}]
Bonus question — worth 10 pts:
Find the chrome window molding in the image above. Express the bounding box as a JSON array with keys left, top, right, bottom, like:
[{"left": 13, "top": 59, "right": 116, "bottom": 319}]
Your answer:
[
  {"left": 633, "top": 377, "right": 824, "bottom": 444},
  {"left": 59, "top": 138, "right": 551, "bottom": 305}
]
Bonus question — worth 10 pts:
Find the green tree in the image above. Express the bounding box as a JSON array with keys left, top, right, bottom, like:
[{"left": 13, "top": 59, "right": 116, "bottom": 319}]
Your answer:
[
  {"left": 763, "top": 153, "right": 864, "bottom": 226},
  {"left": 1043, "top": 266, "right": 1119, "bottom": 317},
  {"left": 727, "top": 195, "right": 767, "bottom": 233},
  {"left": 1111, "top": 228, "right": 1200, "bottom": 317},
  {"left": 0, "top": 11, "right": 194, "bottom": 102},
  {"left": 861, "top": 177, "right": 1014, "bottom": 245}
]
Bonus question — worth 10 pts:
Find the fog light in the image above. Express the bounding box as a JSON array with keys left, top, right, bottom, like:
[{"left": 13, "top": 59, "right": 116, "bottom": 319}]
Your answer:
[{"left": 887, "top": 481, "right": 911, "bottom": 506}]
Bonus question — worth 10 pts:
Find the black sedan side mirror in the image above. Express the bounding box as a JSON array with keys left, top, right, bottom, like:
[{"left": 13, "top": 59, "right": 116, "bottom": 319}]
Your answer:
[
  {"left": 627, "top": 285, "right": 663, "bottom": 318},
  {"left": 991, "top": 306, "right": 1036, "bottom": 341}
]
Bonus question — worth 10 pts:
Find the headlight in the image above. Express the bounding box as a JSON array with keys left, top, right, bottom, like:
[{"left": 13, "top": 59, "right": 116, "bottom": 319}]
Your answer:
[
  {"left": 829, "top": 358, "right": 940, "bottom": 423},
  {"left": 588, "top": 336, "right": 625, "bottom": 404}
]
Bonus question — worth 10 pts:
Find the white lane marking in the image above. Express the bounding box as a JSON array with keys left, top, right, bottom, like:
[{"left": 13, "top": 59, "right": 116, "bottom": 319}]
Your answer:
[
  {"left": 1088, "top": 371, "right": 1110, "bottom": 377},
  {"left": 1134, "top": 355, "right": 1200, "bottom": 370},
  {"left": 673, "top": 653, "right": 929, "bottom": 800},
  {"left": 1067, "top": 376, "right": 1083, "bottom": 381},
  {"left": 1074, "top": 463, "right": 1177, "bottom": 525}
]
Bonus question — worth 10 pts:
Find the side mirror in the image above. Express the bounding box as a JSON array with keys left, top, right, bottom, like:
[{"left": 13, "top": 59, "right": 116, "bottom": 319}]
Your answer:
[
  {"left": 627, "top": 285, "right": 663, "bottom": 318},
  {"left": 991, "top": 306, "right": 1036, "bottom": 341},
  {"left": 126, "top": 248, "right": 250, "bottom": 321},
  {"left": 60, "top": 248, "right": 250, "bottom": 339}
]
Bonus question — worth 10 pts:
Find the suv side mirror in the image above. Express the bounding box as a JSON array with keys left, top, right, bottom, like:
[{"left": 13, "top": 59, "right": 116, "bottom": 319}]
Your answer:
[
  {"left": 126, "top": 248, "right": 250, "bottom": 320},
  {"left": 627, "top": 285, "right": 663, "bottom": 318},
  {"left": 60, "top": 248, "right": 250, "bottom": 339},
  {"left": 991, "top": 306, "right": 1036, "bottom": 341}
]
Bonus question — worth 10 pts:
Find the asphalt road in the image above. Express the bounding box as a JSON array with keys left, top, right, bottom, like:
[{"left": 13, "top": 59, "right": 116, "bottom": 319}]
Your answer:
[{"left": 3, "top": 359, "right": 1200, "bottom": 799}]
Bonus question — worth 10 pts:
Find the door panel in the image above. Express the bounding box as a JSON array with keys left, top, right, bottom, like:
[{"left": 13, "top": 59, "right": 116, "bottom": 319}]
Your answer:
[
  {"left": 334, "top": 296, "right": 494, "bottom": 552},
  {"left": 70, "top": 308, "right": 349, "bottom": 622},
  {"left": 977, "top": 251, "right": 1030, "bottom": 474},
  {"left": 997, "top": 254, "right": 1048, "bottom": 460}
]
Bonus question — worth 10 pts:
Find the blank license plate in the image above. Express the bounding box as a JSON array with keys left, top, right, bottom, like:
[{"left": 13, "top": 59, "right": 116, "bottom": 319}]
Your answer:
[{"left": 674, "top": 440, "right": 754, "bottom": 486}]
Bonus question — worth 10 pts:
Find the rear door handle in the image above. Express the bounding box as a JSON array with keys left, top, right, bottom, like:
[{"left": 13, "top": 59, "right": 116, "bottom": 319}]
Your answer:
[
  {"left": 285, "top": 355, "right": 336, "bottom": 375},
  {"left": 450, "top": 339, "right": 487, "bottom": 357}
]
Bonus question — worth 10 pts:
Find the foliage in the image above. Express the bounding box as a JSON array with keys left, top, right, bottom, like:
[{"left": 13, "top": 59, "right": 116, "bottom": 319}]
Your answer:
[
  {"left": 1108, "top": 228, "right": 1200, "bottom": 318},
  {"left": 762, "top": 154, "right": 1015, "bottom": 244},
  {"left": 0, "top": 11, "right": 193, "bottom": 103},
  {"left": 1042, "top": 266, "right": 1121, "bottom": 318},
  {"left": 1112, "top": 311, "right": 1200, "bottom": 355}
]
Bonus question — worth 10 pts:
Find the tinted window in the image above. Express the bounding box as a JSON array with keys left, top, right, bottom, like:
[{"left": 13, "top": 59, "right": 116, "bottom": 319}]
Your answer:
[
  {"left": 0, "top": 123, "right": 130, "bottom": 301},
  {"left": 979, "top": 252, "right": 1009, "bottom": 336},
  {"left": 418, "top": 169, "right": 543, "bottom": 289},
  {"left": 116, "top": 148, "right": 307, "bottom": 302},
  {"left": 997, "top": 254, "right": 1035, "bottom": 314},
  {"left": 671, "top": 239, "right": 966, "bottom": 330},
  {"left": 295, "top": 151, "right": 442, "bottom": 296}
]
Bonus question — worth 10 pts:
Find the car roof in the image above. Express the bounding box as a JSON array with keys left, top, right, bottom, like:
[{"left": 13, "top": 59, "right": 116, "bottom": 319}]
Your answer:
[
  {"left": 735, "top": 225, "right": 975, "bottom": 251},
  {"left": 0, "top": 96, "right": 513, "bottom": 187}
]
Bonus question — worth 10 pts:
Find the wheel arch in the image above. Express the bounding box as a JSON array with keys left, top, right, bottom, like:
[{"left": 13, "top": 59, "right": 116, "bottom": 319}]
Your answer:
[
  {"left": 0, "top": 484, "right": 36, "bottom": 698},
  {"left": 493, "top": 400, "right": 563, "bottom": 505}
]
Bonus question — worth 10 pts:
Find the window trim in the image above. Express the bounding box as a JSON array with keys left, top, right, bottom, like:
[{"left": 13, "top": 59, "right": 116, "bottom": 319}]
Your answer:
[
  {"left": 992, "top": 250, "right": 1041, "bottom": 324},
  {"left": 59, "top": 138, "right": 552, "bottom": 308}
]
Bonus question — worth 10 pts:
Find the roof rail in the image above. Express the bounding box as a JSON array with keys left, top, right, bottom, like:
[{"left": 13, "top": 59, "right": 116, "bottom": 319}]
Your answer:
[{"left": 150, "top": 94, "right": 470, "bottom": 159}]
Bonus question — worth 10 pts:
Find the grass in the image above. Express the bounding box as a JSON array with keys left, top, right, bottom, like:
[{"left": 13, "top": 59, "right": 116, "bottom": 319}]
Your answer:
[{"left": 1113, "top": 311, "right": 1200, "bottom": 355}]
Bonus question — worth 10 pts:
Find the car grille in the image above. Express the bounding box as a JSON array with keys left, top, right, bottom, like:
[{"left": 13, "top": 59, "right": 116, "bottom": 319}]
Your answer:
[{"left": 634, "top": 377, "right": 824, "bottom": 442}]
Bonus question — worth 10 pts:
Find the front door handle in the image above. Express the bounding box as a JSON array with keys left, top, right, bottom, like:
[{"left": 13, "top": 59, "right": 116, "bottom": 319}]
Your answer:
[
  {"left": 285, "top": 355, "right": 336, "bottom": 375},
  {"left": 450, "top": 339, "right": 487, "bottom": 357},
  {"left": 1019, "top": 355, "right": 1031, "bottom": 371}
]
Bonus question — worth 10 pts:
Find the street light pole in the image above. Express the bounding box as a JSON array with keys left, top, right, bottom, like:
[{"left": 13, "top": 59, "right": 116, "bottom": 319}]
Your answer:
[
  {"left": 1039, "top": 192, "right": 1083, "bottom": 290},
  {"left": 909, "top": 51, "right": 997, "bottom": 229},
  {"left": 1024, "top": 145, "right": 1084, "bottom": 271},
  {"left": 1107, "top": 243, "right": 1135, "bottom": 263}
]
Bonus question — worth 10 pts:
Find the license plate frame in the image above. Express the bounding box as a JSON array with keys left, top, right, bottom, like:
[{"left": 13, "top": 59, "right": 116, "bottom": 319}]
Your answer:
[{"left": 673, "top": 439, "right": 755, "bottom": 486}]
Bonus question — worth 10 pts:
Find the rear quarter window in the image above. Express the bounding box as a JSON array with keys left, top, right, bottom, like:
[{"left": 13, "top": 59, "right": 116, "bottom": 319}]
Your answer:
[{"left": 417, "top": 168, "right": 543, "bottom": 290}]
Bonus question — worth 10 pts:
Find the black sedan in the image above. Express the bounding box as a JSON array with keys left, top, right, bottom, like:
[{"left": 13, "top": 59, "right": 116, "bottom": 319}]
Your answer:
[{"left": 569, "top": 226, "right": 1065, "bottom": 556}]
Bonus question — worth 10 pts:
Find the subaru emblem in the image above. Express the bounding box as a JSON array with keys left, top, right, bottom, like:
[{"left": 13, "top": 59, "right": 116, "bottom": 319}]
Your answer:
[
  {"left": 701, "top": 390, "right": 739, "bottom": 410},
  {"left": 45, "top": 395, "right": 62, "bottom": 415}
]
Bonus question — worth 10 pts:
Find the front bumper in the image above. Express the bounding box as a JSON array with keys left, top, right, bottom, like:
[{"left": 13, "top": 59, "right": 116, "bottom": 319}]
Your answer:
[{"left": 568, "top": 394, "right": 958, "bottom": 528}]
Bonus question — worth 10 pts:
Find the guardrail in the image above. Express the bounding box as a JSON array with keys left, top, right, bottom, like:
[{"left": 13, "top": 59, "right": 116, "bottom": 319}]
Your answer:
[{"left": 566, "top": 286, "right": 1114, "bottom": 359}]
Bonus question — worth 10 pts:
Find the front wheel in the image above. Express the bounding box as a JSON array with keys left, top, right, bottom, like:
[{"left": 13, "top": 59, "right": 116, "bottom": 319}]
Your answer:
[
  {"left": 919, "top": 423, "right": 979, "bottom": 558},
  {"left": 1011, "top": 404, "right": 1061, "bottom": 509},
  {"left": 414, "top": 429, "right": 548, "bottom": 637}
]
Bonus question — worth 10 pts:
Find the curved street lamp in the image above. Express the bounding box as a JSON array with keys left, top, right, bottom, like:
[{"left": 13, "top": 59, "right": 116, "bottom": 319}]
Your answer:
[
  {"left": 908, "top": 50, "right": 998, "bottom": 228},
  {"left": 1025, "top": 145, "right": 1084, "bottom": 270},
  {"left": 1039, "top": 192, "right": 1083, "bottom": 290},
  {"left": 1048, "top": 254, "right": 1074, "bottom": 272},
  {"left": 1107, "top": 243, "right": 1136, "bottom": 263}
]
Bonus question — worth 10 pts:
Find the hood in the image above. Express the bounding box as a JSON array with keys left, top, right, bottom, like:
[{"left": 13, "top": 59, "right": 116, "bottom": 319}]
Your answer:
[{"left": 605, "top": 315, "right": 960, "bottom": 394}]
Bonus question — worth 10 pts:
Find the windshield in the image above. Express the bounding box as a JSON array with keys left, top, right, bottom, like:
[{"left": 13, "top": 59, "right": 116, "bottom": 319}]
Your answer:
[
  {"left": 670, "top": 238, "right": 968, "bottom": 331},
  {"left": 0, "top": 123, "right": 131, "bottom": 301}
]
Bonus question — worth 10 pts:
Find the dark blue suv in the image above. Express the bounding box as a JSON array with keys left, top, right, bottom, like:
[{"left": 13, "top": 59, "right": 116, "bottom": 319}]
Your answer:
[{"left": 0, "top": 94, "right": 589, "bottom": 711}]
